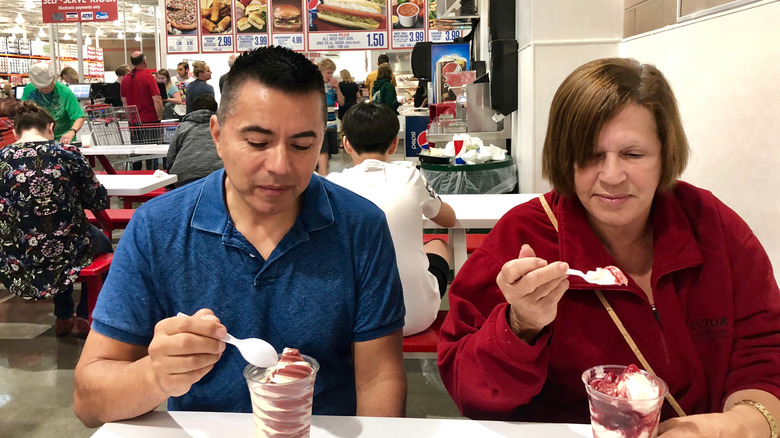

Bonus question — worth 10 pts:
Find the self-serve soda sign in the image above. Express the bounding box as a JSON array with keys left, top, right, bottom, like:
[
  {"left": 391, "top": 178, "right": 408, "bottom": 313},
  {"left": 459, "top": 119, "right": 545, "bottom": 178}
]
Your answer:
[{"left": 42, "top": 0, "right": 119, "bottom": 23}]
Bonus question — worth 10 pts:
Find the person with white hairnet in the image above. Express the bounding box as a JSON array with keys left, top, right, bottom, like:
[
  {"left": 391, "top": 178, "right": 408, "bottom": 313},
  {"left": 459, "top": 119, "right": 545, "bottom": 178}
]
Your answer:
[{"left": 21, "top": 63, "right": 85, "bottom": 144}]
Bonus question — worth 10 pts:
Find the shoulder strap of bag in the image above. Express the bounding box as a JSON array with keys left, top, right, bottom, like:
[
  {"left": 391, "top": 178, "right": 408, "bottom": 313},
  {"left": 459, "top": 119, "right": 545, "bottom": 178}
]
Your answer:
[{"left": 537, "top": 195, "right": 686, "bottom": 417}]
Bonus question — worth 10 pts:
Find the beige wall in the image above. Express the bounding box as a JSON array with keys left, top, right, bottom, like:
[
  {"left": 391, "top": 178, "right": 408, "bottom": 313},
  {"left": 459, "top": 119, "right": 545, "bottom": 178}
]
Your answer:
[
  {"left": 625, "top": 0, "right": 745, "bottom": 37},
  {"left": 100, "top": 39, "right": 159, "bottom": 71}
]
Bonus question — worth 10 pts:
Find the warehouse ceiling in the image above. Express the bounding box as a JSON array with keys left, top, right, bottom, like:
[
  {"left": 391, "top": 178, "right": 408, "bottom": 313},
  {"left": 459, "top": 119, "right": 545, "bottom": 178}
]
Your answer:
[{"left": 0, "top": 0, "right": 164, "bottom": 42}]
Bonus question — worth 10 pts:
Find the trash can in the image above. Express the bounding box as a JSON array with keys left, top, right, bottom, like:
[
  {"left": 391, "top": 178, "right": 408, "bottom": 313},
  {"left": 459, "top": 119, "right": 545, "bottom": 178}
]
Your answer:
[{"left": 420, "top": 158, "right": 517, "bottom": 194}]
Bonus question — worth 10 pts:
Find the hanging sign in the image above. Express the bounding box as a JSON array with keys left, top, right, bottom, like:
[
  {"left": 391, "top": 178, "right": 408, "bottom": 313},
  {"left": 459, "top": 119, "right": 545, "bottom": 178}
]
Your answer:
[
  {"left": 42, "top": 0, "right": 118, "bottom": 23},
  {"left": 235, "top": 0, "right": 270, "bottom": 51},
  {"left": 201, "top": 0, "right": 236, "bottom": 52},
  {"left": 307, "top": 0, "right": 388, "bottom": 50},
  {"left": 269, "top": 0, "right": 306, "bottom": 50},
  {"left": 390, "top": 0, "right": 426, "bottom": 49},
  {"left": 166, "top": 0, "right": 200, "bottom": 53}
]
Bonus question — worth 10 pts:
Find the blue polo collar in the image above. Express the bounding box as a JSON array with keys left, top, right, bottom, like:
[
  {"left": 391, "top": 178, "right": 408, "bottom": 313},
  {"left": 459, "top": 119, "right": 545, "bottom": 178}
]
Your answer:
[{"left": 190, "top": 169, "right": 335, "bottom": 237}]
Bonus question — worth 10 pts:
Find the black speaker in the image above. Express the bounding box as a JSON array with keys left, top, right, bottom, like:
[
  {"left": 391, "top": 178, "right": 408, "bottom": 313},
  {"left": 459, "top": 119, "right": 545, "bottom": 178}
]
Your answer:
[
  {"left": 490, "top": 39, "right": 518, "bottom": 116},
  {"left": 489, "top": 0, "right": 516, "bottom": 41},
  {"left": 411, "top": 42, "right": 432, "bottom": 80}
]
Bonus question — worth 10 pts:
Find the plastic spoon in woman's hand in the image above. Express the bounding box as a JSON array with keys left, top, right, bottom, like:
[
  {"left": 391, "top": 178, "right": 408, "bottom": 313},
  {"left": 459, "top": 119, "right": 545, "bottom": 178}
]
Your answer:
[
  {"left": 566, "top": 266, "right": 628, "bottom": 286},
  {"left": 176, "top": 313, "right": 278, "bottom": 368}
]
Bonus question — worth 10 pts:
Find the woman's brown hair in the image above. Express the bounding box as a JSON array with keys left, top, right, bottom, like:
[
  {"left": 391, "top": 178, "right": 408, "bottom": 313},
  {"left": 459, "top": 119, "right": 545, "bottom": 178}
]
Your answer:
[
  {"left": 542, "top": 57, "right": 689, "bottom": 196},
  {"left": 14, "top": 101, "right": 55, "bottom": 136},
  {"left": 377, "top": 63, "right": 393, "bottom": 80},
  {"left": 156, "top": 68, "right": 173, "bottom": 88}
]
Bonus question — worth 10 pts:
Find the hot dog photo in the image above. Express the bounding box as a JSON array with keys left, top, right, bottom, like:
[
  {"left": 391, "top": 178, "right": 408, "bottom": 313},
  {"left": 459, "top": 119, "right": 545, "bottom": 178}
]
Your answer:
[{"left": 310, "top": 0, "right": 387, "bottom": 31}]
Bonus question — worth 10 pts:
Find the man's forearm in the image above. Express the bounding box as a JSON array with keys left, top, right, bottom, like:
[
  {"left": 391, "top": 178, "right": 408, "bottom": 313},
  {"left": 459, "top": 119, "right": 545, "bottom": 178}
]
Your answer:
[
  {"left": 72, "top": 117, "right": 85, "bottom": 132},
  {"left": 74, "top": 355, "right": 169, "bottom": 428},
  {"left": 154, "top": 99, "right": 163, "bottom": 120},
  {"left": 356, "top": 370, "right": 407, "bottom": 417}
]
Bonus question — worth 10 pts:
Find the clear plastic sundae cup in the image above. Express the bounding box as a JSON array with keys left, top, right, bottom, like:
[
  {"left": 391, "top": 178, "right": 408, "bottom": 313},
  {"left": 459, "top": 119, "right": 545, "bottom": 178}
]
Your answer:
[
  {"left": 244, "top": 351, "right": 319, "bottom": 438},
  {"left": 582, "top": 365, "right": 668, "bottom": 438}
]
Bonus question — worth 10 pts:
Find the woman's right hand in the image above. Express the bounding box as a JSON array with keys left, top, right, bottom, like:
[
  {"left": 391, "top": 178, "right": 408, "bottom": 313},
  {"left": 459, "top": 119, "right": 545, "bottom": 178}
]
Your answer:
[{"left": 496, "top": 244, "right": 569, "bottom": 343}]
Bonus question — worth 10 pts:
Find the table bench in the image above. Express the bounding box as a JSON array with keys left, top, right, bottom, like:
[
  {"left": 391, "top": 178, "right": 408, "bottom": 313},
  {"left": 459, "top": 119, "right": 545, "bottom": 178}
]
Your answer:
[
  {"left": 86, "top": 209, "right": 134, "bottom": 240},
  {"left": 77, "top": 253, "right": 113, "bottom": 323},
  {"left": 402, "top": 310, "right": 447, "bottom": 359}
]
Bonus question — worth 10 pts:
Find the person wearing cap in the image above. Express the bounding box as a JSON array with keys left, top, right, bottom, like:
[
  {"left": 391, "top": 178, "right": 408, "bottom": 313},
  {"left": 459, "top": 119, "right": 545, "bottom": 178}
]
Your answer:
[{"left": 21, "top": 63, "right": 85, "bottom": 144}]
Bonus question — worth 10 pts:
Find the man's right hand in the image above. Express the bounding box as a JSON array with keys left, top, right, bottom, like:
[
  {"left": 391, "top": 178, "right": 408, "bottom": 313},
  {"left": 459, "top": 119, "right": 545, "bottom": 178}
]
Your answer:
[
  {"left": 147, "top": 309, "right": 227, "bottom": 397},
  {"left": 496, "top": 244, "right": 569, "bottom": 343}
]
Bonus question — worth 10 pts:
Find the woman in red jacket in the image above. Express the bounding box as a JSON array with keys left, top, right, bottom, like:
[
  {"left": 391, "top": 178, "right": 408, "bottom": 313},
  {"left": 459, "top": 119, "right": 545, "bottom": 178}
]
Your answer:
[{"left": 438, "top": 58, "right": 780, "bottom": 437}]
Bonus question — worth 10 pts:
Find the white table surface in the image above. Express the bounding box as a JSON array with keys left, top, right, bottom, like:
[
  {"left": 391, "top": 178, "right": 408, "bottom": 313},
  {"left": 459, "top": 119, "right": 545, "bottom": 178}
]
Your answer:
[
  {"left": 92, "top": 411, "right": 591, "bottom": 438},
  {"left": 96, "top": 174, "right": 178, "bottom": 196},
  {"left": 424, "top": 194, "right": 540, "bottom": 273},
  {"left": 81, "top": 145, "right": 170, "bottom": 155}
]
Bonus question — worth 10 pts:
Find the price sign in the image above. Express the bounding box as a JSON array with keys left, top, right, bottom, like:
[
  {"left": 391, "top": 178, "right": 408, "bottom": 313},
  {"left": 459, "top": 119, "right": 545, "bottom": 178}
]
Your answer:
[
  {"left": 202, "top": 34, "right": 235, "bottom": 52},
  {"left": 273, "top": 34, "right": 305, "bottom": 51},
  {"left": 308, "top": 31, "right": 387, "bottom": 51},
  {"left": 167, "top": 35, "right": 199, "bottom": 54},
  {"left": 391, "top": 29, "right": 425, "bottom": 48},
  {"left": 237, "top": 34, "right": 269, "bottom": 51},
  {"left": 428, "top": 29, "right": 468, "bottom": 43}
]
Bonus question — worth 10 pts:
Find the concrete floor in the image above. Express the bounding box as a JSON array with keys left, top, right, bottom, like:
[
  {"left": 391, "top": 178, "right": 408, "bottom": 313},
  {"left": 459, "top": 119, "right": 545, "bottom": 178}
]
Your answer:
[{"left": 0, "top": 148, "right": 461, "bottom": 438}]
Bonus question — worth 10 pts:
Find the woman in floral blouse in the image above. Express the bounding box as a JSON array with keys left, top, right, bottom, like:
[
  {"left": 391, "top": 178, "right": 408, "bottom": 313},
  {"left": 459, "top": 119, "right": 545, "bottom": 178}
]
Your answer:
[{"left": 0, "top": 101, "right": 112, "bottom": 338}]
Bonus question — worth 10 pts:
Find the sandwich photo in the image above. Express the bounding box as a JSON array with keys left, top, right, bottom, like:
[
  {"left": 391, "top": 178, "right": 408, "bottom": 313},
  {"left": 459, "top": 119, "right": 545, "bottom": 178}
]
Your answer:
[
  {"left": 317, "top": 0, "right": 386, "bottom": 30},
  {"left": 237, "top": 0, "right": 266, "bottom": 31},
  {"left": 273, "top": 4, "right": 302, "bottom": 31}
]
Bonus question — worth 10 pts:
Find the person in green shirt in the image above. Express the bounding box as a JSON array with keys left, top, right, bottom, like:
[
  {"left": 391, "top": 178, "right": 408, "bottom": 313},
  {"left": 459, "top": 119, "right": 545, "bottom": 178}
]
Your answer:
[{"left": 22, "top": 63, "right": 85, "bottom": 144}]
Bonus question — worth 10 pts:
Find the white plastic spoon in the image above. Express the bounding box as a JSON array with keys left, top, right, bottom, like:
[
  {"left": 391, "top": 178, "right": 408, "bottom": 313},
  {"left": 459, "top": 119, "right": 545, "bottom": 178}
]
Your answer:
[
  {"left": 566, "top": 266, "right": 628, "bottom": 286},
  {"left": 177, "top": 313, "right": 278, "bottom": 368}
]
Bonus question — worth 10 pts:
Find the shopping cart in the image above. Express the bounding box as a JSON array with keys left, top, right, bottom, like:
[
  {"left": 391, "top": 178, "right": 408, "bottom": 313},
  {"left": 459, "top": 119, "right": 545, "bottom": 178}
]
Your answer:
[
  {"left": 84, "top": 104, "right": 179, "bottom": 169},
  {"left": 119, "top": 121, "right": 179, "bottom": 146}
]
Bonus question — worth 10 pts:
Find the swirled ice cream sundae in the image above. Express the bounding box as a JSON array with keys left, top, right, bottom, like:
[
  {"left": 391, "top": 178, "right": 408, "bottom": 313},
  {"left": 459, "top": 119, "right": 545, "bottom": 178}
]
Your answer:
[
  {"left": 583, "top": 364, "right": 668, "bottom": 438},
  {"left": 244, "top": 348, "right": 319, "bottom": 438}
]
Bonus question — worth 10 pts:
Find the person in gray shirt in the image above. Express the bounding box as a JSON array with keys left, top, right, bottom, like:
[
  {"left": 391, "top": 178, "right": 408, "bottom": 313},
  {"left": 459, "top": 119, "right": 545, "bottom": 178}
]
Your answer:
[{"left": 166, "top": 94, "right": 223, "bottom": 187}]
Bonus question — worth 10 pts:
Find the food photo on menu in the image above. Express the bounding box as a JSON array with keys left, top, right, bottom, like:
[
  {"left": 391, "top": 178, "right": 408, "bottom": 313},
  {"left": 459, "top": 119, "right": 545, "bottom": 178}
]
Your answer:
[
  {"left": 166, "top": 0, "right": 199, "bottom": 34},
  {"left": 272, "top": 1, "right": 303, "bottom": 32},
  {"left": 201, "top": 0, "right": 234, "bottom": 33},
  {"left": 391, "top": 0, "right": 425, "bottom": 29},
  {"left": 308, "top": 0, "right": 387, "bottom": 31},
  {"left": 237, "top": 0, "right": 268, "bottom": 32}
]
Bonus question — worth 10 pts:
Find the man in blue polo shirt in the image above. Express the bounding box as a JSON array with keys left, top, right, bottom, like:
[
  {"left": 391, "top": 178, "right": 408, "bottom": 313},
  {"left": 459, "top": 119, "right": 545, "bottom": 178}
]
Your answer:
[{"left": 73, "top": 46, "right": 407, "bottom": 427}]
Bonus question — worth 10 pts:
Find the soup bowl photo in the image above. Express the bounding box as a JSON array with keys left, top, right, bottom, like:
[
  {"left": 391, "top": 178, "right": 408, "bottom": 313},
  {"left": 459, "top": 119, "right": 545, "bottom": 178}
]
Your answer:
[{"left": 398, "top": 2, "right": 419, "bottom": 27}]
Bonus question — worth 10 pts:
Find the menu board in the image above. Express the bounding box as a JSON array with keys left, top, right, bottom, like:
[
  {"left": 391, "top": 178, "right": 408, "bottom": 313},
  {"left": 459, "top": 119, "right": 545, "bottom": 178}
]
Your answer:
[
  {"left": 201, "top": 0, "right": 236, "bottom": 52},
  {"left": 426, "top": 0, "right": 470, "bottom": 43},
  {"left": 166, "top": 0, "right": 200, "bottom": 53},
  {"left": 235, "top": 0, "right": 270, "bottom": 51},
  {"left": 390, "top": 0, "right": 426, "bottom": 49},
  {"left": 307, "top": 0, "right": 388, "bottom": 50},
  {"left": 269, "top": 0, "right": 306, "bottom": 51}
]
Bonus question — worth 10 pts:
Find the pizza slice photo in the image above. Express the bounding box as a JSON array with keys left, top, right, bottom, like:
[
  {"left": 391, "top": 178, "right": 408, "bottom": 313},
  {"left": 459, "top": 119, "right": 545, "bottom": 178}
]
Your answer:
[{"left": 167, "top": 0, "right": 198, "bottom": 34}]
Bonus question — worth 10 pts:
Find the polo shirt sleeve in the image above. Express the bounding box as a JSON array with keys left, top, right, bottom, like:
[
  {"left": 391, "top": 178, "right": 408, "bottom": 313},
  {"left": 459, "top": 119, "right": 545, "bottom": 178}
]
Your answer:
[
  {"left": 147, "top": 75, "right": 161, "bottom": 96},
  {"left": 411, "top": 167, "right": 442, "bottom": 219},
  {"left": 62, "top": 87, "right": 85, "bottom": 120},
  {"left": 352, "top": 215, "right": 405, "bottom": 342},
  {"left": 91, "top": 209, "right": 164, "bottom": 346},
  {"left": 21, "top": 83, "right": 34, "bottom": 100}
]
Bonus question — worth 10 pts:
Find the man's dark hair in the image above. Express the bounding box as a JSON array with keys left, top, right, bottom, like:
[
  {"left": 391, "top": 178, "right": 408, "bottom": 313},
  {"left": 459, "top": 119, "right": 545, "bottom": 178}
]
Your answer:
[
  {"left": 177, "top": 61, "right": 190, "bottom": 71},
  {"left": 342, "top": 102, "right": 399, "bottom": 155},
  {"left": 377, "top": 54, "right": 390, "bottom": 65},
  {"left": 218, "top": 46, "right": 325, "bottom": 125},
  {"left": 130, "top": 52, "right": 145, "bottom": 66},
  {"left": 192, "top": 94, "right": 218, "bottom": 113}
]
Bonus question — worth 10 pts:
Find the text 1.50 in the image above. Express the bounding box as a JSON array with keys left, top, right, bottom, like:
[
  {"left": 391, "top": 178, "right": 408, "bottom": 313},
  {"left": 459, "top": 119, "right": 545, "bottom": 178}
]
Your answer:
[{"left": 366, "top": 33, "right": 385, "bottom": 47}]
